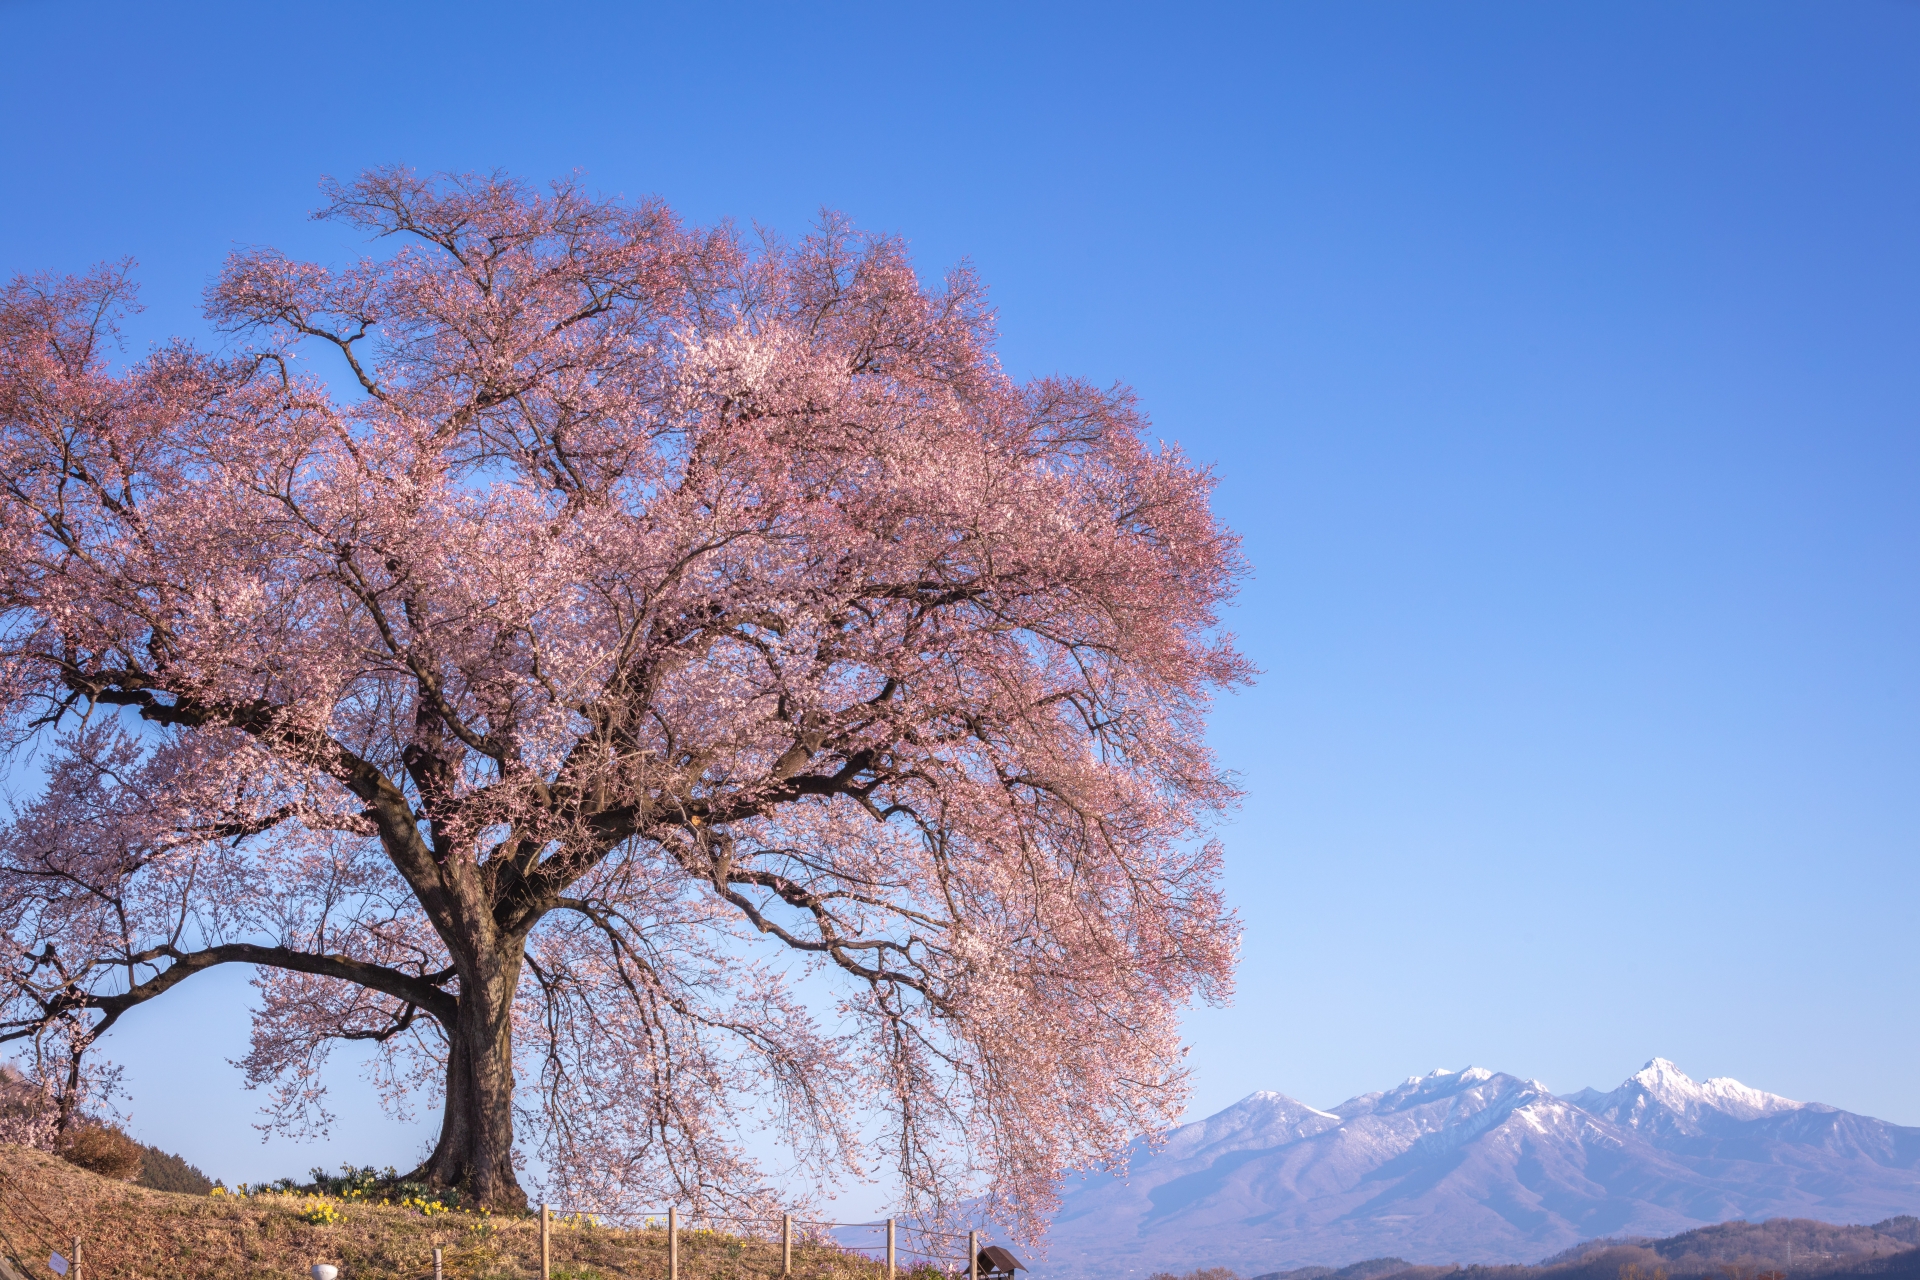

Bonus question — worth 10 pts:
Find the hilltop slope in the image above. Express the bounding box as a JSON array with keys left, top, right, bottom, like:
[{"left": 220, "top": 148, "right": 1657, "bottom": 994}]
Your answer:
[{"left": 0, "top": 1145, "right": 885, "bottom": 1280}]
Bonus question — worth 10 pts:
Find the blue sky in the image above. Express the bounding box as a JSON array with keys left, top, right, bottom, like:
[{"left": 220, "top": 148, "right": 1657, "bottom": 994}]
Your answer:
[{"left": 1, "top": 0, "right": 1916, "bottom": 1192}]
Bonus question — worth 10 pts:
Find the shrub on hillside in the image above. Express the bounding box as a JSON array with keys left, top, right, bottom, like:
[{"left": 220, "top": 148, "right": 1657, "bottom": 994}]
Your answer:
[
  {"left": 136, "top": 1142, "right": 213, "bottom": 1194},
  {"left": 57, "top": 1121, "right": 142, "bottom": 1181}
]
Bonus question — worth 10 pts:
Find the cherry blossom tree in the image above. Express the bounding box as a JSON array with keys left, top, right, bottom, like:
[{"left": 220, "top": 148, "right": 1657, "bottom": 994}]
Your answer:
[{"left": 0, "top": 170, "right": 1246, "bottom": 1217}]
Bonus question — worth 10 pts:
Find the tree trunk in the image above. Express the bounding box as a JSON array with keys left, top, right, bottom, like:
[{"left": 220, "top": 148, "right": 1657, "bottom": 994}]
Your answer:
[{"left": 415, "top": 942, "right": 527, "bottom": 1210}]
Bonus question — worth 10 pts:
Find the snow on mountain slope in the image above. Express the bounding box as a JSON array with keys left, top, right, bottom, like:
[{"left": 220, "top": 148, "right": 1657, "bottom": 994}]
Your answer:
[
  {"left": 1155, "top": 1091, "right": 1345, "bottom": 1161},
  {"left": 1035, "top": 1061, "right": 1920, "bottom": 1280},
  {"left": 1572, "top": 1058, "right": 1807, "bottom": 1135}
]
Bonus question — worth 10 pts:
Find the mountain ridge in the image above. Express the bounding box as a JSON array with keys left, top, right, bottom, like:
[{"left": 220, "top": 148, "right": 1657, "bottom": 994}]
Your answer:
[{"left": 1039, "top": 1061, "right": 1920, "bottom": 1278}]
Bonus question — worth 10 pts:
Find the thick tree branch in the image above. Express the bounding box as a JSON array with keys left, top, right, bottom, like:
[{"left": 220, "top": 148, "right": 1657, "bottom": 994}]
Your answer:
[{"left": 1, "top": 941, "right": 457, "bottom": 1041}]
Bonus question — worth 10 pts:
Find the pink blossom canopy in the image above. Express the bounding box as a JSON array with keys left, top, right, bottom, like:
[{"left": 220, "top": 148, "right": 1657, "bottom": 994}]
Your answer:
[{"left": 0, "top": 169, "right": 1247, "bottom": 1222}]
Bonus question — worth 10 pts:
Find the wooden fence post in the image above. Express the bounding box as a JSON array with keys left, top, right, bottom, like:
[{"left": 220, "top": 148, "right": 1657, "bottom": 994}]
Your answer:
[
  {"left": 433, "top": 1245, "right": 444, "bottom": 1280},
  {"left": 71, "top": 1238, "right": 80, "bottom": 1280},
  {"left": 670, "top": 1205, "right": 680, "bottom": 1280},
  {"left": 969, "top": 1230, "right": 979, "bottom": 1280},
  {"left": 886, "top": 1218, "right": 895, "bottom": 1280},
  {"left": 782, "top": 1212, "right": 792, "bottom": 1277},
  {"left": 541, "top": 1203, "right": 552, "bottom": 1280}
]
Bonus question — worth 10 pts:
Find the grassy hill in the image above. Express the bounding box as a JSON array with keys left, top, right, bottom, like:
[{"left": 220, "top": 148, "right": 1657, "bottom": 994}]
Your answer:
[{"left": 0, "top": 1145, "right": 894, "bottom": 1280}]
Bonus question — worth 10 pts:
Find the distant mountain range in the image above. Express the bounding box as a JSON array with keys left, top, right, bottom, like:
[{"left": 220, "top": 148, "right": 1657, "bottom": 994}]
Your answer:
[{"left": 1037, "top": 1060, "right": 1920, "bottom": 1278}]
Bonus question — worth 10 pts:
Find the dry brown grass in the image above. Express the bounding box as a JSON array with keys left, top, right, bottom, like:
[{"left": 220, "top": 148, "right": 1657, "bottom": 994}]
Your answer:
[
  {"left": 0, "top": 1145, "right": 901, "bottom": 1280},
  {"left": 55, "top": 1123, "right": 143, "bottom": 1183}
]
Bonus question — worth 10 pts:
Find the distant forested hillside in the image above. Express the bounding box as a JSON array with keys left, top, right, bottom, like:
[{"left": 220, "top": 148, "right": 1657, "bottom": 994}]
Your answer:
[
  {"left": 135, "top": 1142, "right": 213, "bottom": 1194},
  {"left": 1238, "top": 1218, "right": 1920, "bottom": 1280}
]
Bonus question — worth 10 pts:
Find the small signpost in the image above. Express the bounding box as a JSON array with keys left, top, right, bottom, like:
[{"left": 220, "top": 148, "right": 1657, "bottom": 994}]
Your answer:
[{"left": 976, "top": 1244, "right": 1029, "bottom": 1280}]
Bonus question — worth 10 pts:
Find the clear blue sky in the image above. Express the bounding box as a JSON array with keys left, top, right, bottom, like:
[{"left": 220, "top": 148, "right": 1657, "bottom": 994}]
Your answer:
[{"left": 1, "top": 0, "right": 1915, "bottom": 1191}]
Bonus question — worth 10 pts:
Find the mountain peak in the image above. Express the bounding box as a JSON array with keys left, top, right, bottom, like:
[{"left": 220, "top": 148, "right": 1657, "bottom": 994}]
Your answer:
[
  {"left": 1631, "top": 1057, "right": 1802, "bottom": 1114},
  {"left": 1152, "top": 1088, "right": 1344, "bottom": 1161},
  {"left": 1629, "top": 1056, "right": 1701, "bottom": 1099},
  {"left": 1396, "top": 1065, "right": 1497, "bottom": 1088},
  {"left": 1235, "top": 1088, "right": 1340, "bottom": 1119},
  {"left": 1575, "top": 1058, "right": 1805, "bottom": 1133}
]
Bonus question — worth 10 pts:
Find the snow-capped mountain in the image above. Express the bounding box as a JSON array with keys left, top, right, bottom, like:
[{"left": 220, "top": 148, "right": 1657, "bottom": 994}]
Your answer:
[
  {"left": 1036, "top": 1061, "right": 1920, "bottom": 1278},
  {"left": 1564, "top": 1058, "right": 1806, "bottom": 1134}
]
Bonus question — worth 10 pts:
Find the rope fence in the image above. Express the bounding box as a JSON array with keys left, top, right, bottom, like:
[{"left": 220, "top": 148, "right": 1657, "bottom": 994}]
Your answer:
[
  {"left": 530, "top": 1204, "right": 999, "bottom": 1280},
  {"left": 0, "top": 1164, "right": 1001, "bottom": 1280}
]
